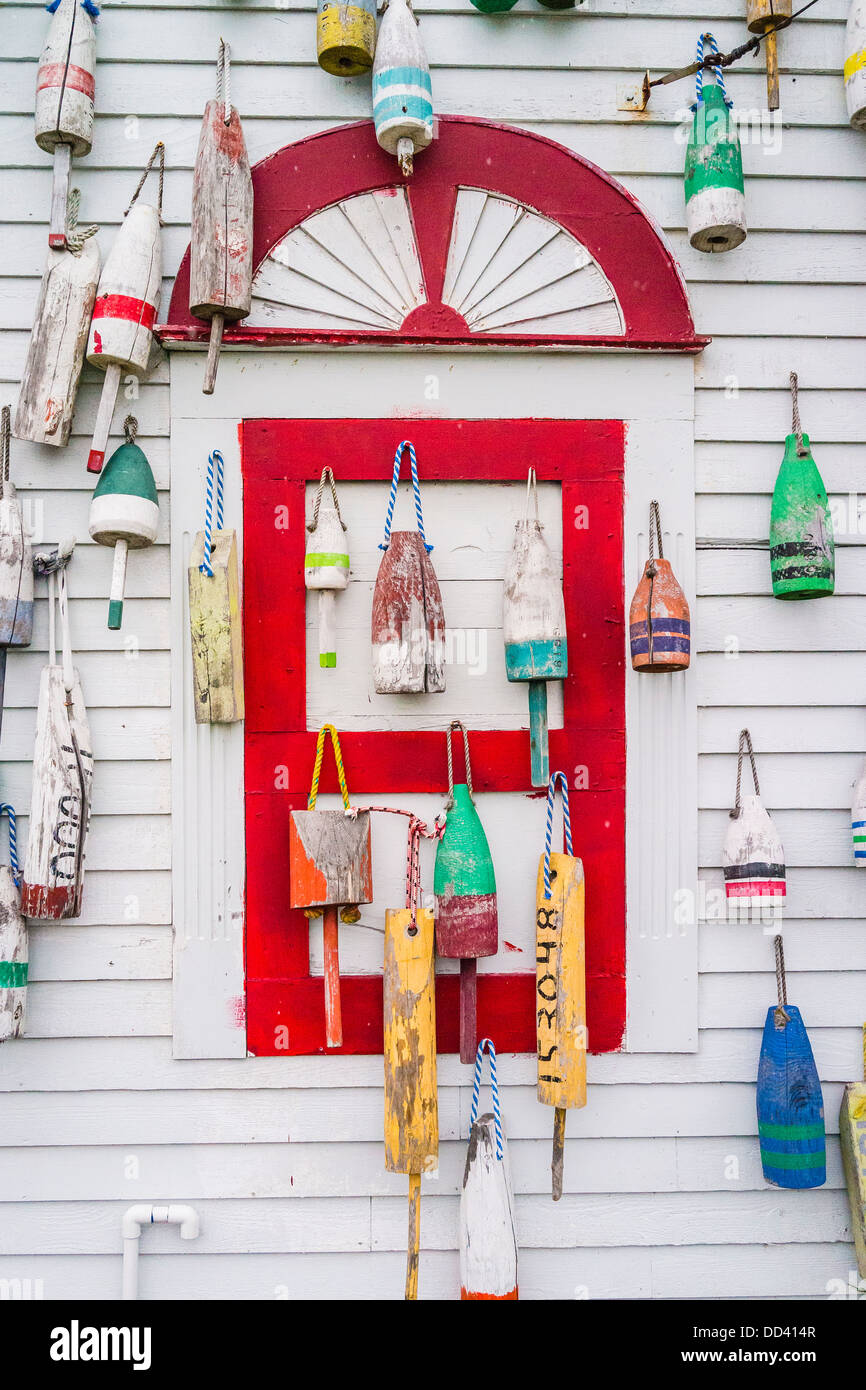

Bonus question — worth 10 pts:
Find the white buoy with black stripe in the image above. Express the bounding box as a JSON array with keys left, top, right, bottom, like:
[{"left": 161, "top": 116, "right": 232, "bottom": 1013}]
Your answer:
[
  {"left": 85, "top": 144, "right": 164, "bottom": 475},
  {"left": 35, "top": 0, "right": 97, "bottom": 250},
  {"left": 372, "top": 0, "right": 433, "bottom": 177},
  {"left": 845, "top": 1, "right": 866, "bottom": 131},
  {"left": 89, "top": 416, "right": 159, "bottom": 631},
  {"left": 460, "top": 1040, "right": 518, "bottom": 1301},
  {"left": 723, "top": 729, "right": 785, "bottom": 922},
  {"left": 0, "top": 805, "right": 26, "bottom": 1043},
  {"left": 305, "top": 467, "right": 349, "bottom": 669}
]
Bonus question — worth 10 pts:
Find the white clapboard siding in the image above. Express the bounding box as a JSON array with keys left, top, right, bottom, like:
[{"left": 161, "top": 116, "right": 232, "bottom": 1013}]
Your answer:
[{"left": 0, "top": 0, "right": 862, "bottom": 1303}]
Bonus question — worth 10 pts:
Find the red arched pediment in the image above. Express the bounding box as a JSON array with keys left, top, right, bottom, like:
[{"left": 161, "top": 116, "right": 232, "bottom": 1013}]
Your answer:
[{"left": 161, "top": 116, "right": 707, "bottom": 351}]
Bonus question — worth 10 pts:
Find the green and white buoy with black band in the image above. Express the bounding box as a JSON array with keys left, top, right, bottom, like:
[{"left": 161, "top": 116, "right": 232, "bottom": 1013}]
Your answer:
[
  {"left": 89, "top": 416, "right": 159, "bottom": 630},
  {"left": 684, "top": 33, "right": 746, "bottom": 254},
  {"left": 769, "top": 373, "right": 834, "bottom": 600}
]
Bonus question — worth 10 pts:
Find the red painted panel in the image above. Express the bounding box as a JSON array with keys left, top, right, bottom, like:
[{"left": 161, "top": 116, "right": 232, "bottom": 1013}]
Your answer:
[{"left": 243, "top": 417, "right": 626, "bottom": 1054}]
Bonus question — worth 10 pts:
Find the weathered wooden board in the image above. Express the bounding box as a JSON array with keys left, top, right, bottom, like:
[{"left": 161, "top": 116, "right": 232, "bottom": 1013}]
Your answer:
[
  {"left": 0, "top": 484, "right": 33, "bottom": 648},
  {"left": 840, "top": 1074, "right": 866, "bottom": 1276},
  {"left": 288, "top": 810, "right": 372, "bottom": 911},
  {"left": 187, "top": 530, "right": 244, "bottom": 724},
  {"left": 383, "top": 906, "right": 438, "bottom": 1176},
  {"left": 536, "top": 852, "right": 587, "bottom": 1113}
]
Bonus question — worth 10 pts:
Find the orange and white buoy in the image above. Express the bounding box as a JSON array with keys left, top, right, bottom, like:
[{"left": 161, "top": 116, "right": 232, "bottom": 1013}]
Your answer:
[{"left": 35, "top": 0, "right": 97, "bottom": 249}]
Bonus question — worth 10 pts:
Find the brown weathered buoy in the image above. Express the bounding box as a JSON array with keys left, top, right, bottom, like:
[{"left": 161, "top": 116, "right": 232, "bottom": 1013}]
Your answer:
[{"left": 629, "top": 500, "right": 691, "bottom": 673}]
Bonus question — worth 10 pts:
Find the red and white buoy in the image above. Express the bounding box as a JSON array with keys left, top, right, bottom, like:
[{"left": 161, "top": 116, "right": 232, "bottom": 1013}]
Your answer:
[
  {"left": 723, "top": 729, "right": 785, "bottom": 921},
  {"left": 35, "top": 0, "right": 97, "bottom": 249},
  {"left": 85, "top": 144, "right": 164, "bottom": 475}
]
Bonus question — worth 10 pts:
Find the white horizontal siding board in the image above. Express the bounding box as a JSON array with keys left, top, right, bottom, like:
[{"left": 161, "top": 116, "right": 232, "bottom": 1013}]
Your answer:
[{"left": 27, "top": 925, "right": 172, "bottom": 981}]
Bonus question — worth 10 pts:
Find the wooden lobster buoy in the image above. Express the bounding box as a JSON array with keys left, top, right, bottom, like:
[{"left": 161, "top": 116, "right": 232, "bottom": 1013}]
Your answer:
[
  {"left": 852, "top": 759, "right": 866, "bottom": 864},
  {"left": 190, "top": 42, "right": 253, "bottom": 396},
  {"left": 685, "top": 36, "right": 746, "bottom": 254},
  {"left": 188, "top": 448, "right": 244, "bottom": 723},
  {"left": 384, "top": 814, "right": 439, "bottom": 1300},
  {"left": 434, "top": 723, "right": 497, "bottom": 1065},
  {"left": 317, "top": 0, "right": 377, "bottom": 75},
  {"left": 0, "top": 806, "right": 26, "bottom": 1042},
  {"left": 372, "top": 0, "right": 433, "bottom": 178},
  {"left": 770, "top": 373, "right": 834, "bottom": 600},
  {"left": 289, "top": 725, "right": 372, "bottom": 1048},
  {"left": 85, "top": 144, "right": 164, "bottom": 475},
  {"left": 372, "top": 441, "right": 445, "bottom": 694},
  {"left": 536, "top": 773, "right": 586, "bottom": 1202},
  {"left": 845, "top": 1, "right": 866, "bottom": 130},
  {"left": 747, "top": 1, "right": 792, "bottom": 112},
  {"left": 305, "top": 468, "right": 349, "bottom": 670},
  {"left": 89, "top": 416, "right": 158, "bottom": 631},
  {"left": 757, "top": 938, "right": 826, "bottom": 1190},
  {"left": 0, "top": 409, "right": 34, "bottom": 657},
  {"left": 840, "top": 1025, "right": 866, "bottom": 1276},
  {"left": 21, "top": 544, "right": 93, "bottom": 920},
  {"left": 723, "top": 730, "right": 785, "bottom": 919},
  {"left": 504, "top": 469, "right": 566, "bottom": 789},
  {"left": 629, "top": 500, "right": 690, "bottom": 673},
  {"left": 35, "top": 0, "right": 97, "bottom": 249},
  {"left": 460, "top": 1040, "right": 517, "bottom": 1300}
]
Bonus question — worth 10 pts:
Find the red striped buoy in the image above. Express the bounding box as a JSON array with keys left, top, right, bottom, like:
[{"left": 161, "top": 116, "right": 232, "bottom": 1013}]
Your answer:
[
  {"left": 629, "top": 500, "right": 690, "bottom": 672},
  {"left": 723, "top": 730, "right": 785, "bottom": 917},
  {"left": 35, "top": 0, "right": 97, "bottom": 249}
]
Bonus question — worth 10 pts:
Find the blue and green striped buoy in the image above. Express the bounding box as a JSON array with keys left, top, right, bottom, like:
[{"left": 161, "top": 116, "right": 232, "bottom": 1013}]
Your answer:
[{"left": 757, "top": 1000, "right": 826, "bottom": 1190}]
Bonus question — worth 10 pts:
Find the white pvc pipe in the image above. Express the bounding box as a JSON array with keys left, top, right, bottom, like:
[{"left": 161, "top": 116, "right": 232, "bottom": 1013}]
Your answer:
[{"left": 122, "top": 1204, "right": 200, "bottom": 1301}]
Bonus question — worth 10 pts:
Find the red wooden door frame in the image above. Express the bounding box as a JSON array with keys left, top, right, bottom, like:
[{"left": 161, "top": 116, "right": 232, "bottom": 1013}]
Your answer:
[{"left": 242, "top": 417, "right": 626, "bottom": 1055}]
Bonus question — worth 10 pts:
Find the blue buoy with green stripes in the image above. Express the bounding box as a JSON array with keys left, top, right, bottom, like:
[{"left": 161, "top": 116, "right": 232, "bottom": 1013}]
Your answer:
[{"left": 757, "top": 1004, "right": 826, "bottom": 1189}]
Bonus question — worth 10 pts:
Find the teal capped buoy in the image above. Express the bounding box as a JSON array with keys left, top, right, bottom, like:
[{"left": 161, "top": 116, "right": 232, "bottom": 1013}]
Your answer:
[
  {"left": 684, "top": 33, "right": 746, "bottom": 254},
  {"left": 769, "top": 373, "right": 834, "bottom": 600},
  {"left": 88, "top": 415, "right": 159, "bottom": 630},
  {"left": 757, "top": 938, "right": 826, "bottom": 1190},
  {"left": 434, "top": 722, "right": 498, "bottom": 1064},
  {"left": 470, "top": 0, "right": 518, "bottom": 12}
]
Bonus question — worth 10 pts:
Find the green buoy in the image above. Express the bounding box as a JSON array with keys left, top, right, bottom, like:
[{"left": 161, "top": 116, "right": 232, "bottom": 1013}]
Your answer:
[{"left": 769, "top": 373, "right": 834, "bottom": 600}]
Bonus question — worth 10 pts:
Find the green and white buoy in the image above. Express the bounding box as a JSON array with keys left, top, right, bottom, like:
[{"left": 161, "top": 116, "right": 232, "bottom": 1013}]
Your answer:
[
  {"left": 769, "top": 374, "right": 834, "bottom": 601},
  {"left": 89, "top": 416, "right": 159, "bottom": 630},
  {"left": 684, "top": 34, "right": 746, "bottom": 254}
]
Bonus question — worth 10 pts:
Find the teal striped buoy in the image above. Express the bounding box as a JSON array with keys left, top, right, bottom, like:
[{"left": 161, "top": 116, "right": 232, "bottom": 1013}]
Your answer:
[{"left": 372, "top": 0, "right": 433, "bottom": 177}]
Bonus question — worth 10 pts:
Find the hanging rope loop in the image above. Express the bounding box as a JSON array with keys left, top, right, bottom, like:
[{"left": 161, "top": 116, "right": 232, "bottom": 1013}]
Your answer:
[
  {"left": 199, "top": 449, "right": 225, "bottom": 578},
  {"left": 543, "top": 771, "right": 573, "bottom": 900},
  {"left": 469, "top": 1038, "right": 504, "bottom": 1160},
  {"left": 125, "top": 141, "right": 165, "bottom": 223},
  {"left": 773, "top": 933, "right": 790, "bottom": 1026},
  {"left": 0, "top": 404, "right": 10, "bottom": 497},
  {"left": 123, "top": 415, "right": 138, "bottom": 446},
  {"left": 0, "top": 804, "right": 20, "bottom": 889},
  {"left": 695, "top": 31, "right": 732, "bottom": 107},
  {"left": 307, "top": 724, "right": 351, "bottom": 811},
  {"left": 731, "top": 728, "right": 760, "bottom": 819},
  {"left": 522, "top": 467, "right": 541, "bottom": 526},
  {"left": 647, "top": 498, "right": 664, "bottom": 576},
  {"left": 347, "top": 803, "right": 445, "bottom": 931},
  {"left": 790, "top": 371, "right": 808, "bottom": 457},
  {"left": 308, "top": 467, "right": 347, "bottom": 534},
  {"left": 216, "top": 37, "right": 232, "bottom": 124},
  {"left": 64, "top": 188, "right": 98, "bottom": 255},
  {"left": 445, "top": 720, "right": 474, "bottom": 808},
  {"left": 379, "top": 441, "right": 432, "bottom": 553}
]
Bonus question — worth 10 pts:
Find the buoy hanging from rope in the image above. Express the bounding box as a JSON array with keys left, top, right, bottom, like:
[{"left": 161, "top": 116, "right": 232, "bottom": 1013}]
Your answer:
[
  {"left": 746, "top": 1, "right": 792, "bottom": 111},
  {"left": 684, "top": 33, "right": 746, "bottom": 254},
  {"left": 305, "top": 468, "right": 349, "bottom": 670},
  {"left": 188, "top": 448, "right": 244, "bottom": 722},
  {"left": 88, "top": 416, "right": 158, "bottom": 631},
  {"left": 723, "top": 729, "right": 786, "bottom": 918},
  {"left": 0, "top": 408, "right": 34, "bottom": 656},
  {"left": 288, "top": 725, "right": 372, "bottom": 1048},
  {"left": 757, "top": 935, "right": 826, "bottom": 1189},
  {"left": 503, "top": 469, "right": 567, "bottom": 789},
  {"left": 372, "top": 441, "right": 445, "bottom": 694},
  {"left": 21, "top": 543, "right": 93, "bottom": 921},
  {"left": 14, "top": 190, "right": 99, "bottom": 449},
  {"left": 383, "top": 810, "right": 441, "bottom": 1300},
  {"left": 536, "top": 773, "right": 586, "bottom": 1202},
  {"left": 434, "top": 722, "right": 497, "bottom": 1065},
  {"left": 85, "top": 143, "right": 164, "bottom": 475},
  {"left": 190, "top": 41, "right": 253, "bottom": 396},
  {"left": 0, "top": 805, "right": 26, "bottom": 1043},
  {"left": 845, "top": 1, "right": 866, "bottom": 130},
  {"left": 317, "top": 0, "right": 377, "bottom": 75},
  {"left": 372, "top": 0, "right": 434, "bottom": 178},
  {"left": 460, "top": 1039, "right": 518, "bottom": 1300},
  {"left": 851, "top": 759, "right": 866, "bottom": 865},
  {"left": 629, "top": 500, "right": 690, "bottom": 673},
  {"left": 35, "top": 0, "right": 97, "bottom": 249},
  {"left": 769, "top": 373, "right": 834, "bottom": 600},
  {"left": 840, "top": 1024, "right": 866, "bottom": 1275}
]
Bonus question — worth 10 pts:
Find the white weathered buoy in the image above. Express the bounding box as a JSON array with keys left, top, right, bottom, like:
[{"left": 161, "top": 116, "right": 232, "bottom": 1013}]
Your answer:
[
  {"left": 852, "top": 758, "right": 866, "bottom": 865},
  {"left": 0, "top": 408, "right": 34, "bottom": 657},
  {"left": 14, "top": 190, "right": 99, "bottom": 449},
  {"left": 85, "top": 145, "right": 164, "bottom": 474},
  {"left": 190, "top": 41, "right": 253, "bottom": 395},
  {"left": 846, "top": 1, "right": 866, "bottom": 130},
  {"left": 35, "top": 0, "right": 97, "bottom": 249},
  {"left": 460, "top": 1041, "right": 518, "bottom": 1301},
  {"left": 89, "top": 417, "right": 159, "bottom": 631},
  {"left": 684, "top": 36, "right": 746, "bottom": 254},
  {"left": 372, "top": 0, "right": 434, "bottom": 178},
  {"left": 20, "top": 545, "right": 93, "bottom": 921},
  {"left": 723, "top": 729, "right": 785, "bottom": 920},
  {"left": 305, "top": 468, "right": 349, "bottom": 669},
  {"left": 0, "top": 805, "right": 26, "bottom": 1043}
]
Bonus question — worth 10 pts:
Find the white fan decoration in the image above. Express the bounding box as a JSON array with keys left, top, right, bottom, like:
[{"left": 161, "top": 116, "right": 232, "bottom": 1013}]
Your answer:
[{"left": 249, "top": 185, "right": 623, "bottom": 337}]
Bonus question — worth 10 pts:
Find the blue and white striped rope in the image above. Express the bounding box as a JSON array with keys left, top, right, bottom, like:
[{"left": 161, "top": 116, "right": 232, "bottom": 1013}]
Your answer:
[
  {"left": 543, "top": 771, "right": 573, "bottom": 901},
  {"left": 200, "top": 448, "right": 225, "bottom": 578},
  {"left": 469, "top": 1038, "right": 503, "bottom": 1161},
  {"left": 695, "top": 31, "right": 732, "bottom": 107},
  {"left": 0, "top": 804, "right": 19, "bottom": 887},
  {"left": 379, "top": 440, "right": 433, "bottom": 553}
]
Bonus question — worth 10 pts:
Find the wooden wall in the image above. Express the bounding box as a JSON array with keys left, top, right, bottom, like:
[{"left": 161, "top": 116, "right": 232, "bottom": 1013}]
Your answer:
[{"left": 0, "top": 0, "right": 863, "bottom": 1299}]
